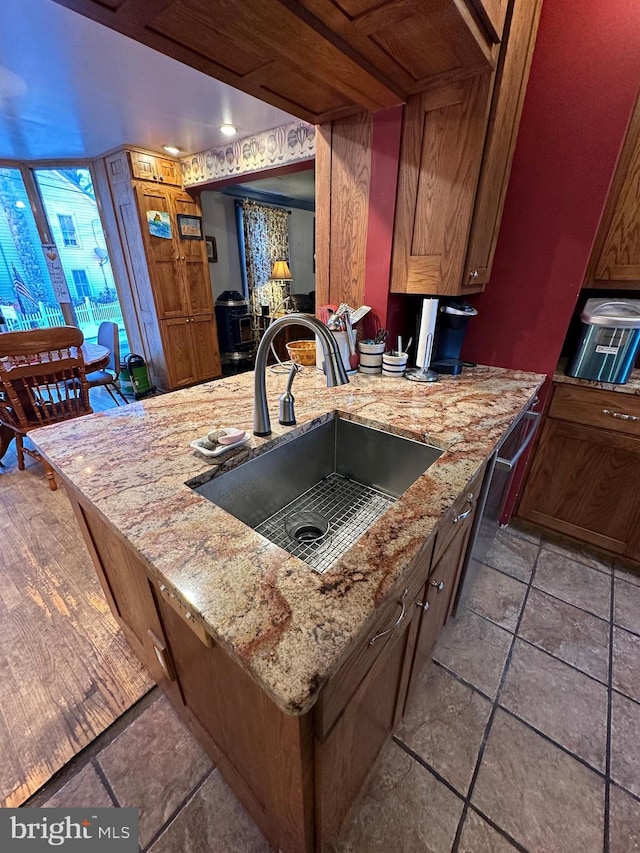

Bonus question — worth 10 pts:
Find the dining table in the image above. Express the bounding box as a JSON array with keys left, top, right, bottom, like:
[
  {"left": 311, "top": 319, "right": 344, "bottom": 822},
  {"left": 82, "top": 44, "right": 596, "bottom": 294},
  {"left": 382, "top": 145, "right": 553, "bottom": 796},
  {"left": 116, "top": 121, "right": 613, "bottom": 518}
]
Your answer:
[{"left": 0, "top": 342, "right": 110, "bottom": 464}]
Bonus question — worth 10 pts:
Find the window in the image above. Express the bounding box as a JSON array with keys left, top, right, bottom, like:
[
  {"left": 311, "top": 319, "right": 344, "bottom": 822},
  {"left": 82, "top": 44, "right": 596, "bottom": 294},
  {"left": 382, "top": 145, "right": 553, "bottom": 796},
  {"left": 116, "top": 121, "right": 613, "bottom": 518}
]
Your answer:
[
  {"left": 58, "top": 214, "right": 79, "bottom": 247},
  {"left": 71, "top": 269, "right": 91, "bottom": 300}
]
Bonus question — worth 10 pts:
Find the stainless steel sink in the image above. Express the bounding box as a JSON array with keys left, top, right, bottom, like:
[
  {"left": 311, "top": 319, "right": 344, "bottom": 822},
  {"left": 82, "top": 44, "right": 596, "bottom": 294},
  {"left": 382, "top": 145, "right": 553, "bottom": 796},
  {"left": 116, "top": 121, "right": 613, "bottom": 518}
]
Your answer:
[{"left": 190, "top": 416, "right": 442, "bottom": 573}]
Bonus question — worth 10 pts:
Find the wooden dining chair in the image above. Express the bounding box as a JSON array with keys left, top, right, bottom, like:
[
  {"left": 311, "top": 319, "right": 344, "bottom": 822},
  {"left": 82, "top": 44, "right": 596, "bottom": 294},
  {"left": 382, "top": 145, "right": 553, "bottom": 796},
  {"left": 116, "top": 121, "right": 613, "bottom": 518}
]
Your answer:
[{"left": 0, "top": 326, "right": 93, "bottom": 490}]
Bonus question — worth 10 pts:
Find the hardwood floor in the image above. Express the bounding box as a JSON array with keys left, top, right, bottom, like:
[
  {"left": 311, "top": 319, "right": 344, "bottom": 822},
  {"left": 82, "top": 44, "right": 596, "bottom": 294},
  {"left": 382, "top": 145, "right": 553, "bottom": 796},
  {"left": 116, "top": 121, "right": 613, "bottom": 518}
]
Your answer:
[{"left": 0, "top": 388, "right": 153, "bottom": 807}]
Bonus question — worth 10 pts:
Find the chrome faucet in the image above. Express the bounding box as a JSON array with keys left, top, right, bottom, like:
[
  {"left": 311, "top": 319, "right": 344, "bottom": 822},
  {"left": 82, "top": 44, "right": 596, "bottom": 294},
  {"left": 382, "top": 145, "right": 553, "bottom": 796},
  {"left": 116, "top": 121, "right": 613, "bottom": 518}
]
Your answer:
[{"left": 253, "top": 313, "right": 349, "bottom": 436}]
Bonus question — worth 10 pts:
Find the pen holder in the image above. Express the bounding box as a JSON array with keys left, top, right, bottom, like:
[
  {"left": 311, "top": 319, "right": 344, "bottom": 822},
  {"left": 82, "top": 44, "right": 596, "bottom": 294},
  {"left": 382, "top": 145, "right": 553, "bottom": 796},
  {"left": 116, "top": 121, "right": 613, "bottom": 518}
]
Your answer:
[
  {"left": 382, "top": 351, "right": 408, "bottom": 377},
  {"left": 358, "top": 341, "right": 385, "bottom": 374}
]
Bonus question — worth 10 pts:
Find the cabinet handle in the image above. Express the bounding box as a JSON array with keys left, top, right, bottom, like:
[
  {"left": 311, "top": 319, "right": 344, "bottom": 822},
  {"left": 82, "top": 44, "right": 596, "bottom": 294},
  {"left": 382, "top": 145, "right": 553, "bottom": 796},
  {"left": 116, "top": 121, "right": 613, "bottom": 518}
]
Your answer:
[
  {"left": 147, "top": 629, "right": 176, "bottom": 681},
  {"left": 453, "top": 493, "right": 474, "bottom": 524},
  {"left": 602, "top": 408, "right": 639, "bottom": 422},
  {"left": 369, "top": 588, "right": 408, "bottom": 646},
  {"left": 416, "top": 599, "right": 430, "bottom": 612},
  {"left": 469, "top": 269, "right": 479, "bottom": 279},
  {"left": 431, "top": 580, "right": 445, "bottom": 592}
]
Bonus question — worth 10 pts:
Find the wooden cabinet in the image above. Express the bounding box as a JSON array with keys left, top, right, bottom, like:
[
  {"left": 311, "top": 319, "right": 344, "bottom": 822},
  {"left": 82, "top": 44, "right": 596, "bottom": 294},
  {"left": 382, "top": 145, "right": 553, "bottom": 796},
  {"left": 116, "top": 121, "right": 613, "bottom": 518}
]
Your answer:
[
  {"left": 52, "top": 0, "right": 499, "bottom": 125},
  {"left": 389, "top": 0, "right": 542, "bottom": 296},
  {"left": 584, "top": 92, "right": 640, "bottom": 289},
  {"left": 129, "top": 150, "right": 181, "bottom": 185},
  {"left": 519, "top": 384, "right": 640, "bottom": 562},
  {"left": 65, "top": 462, "right": 483, "bottom": 852},
  {"left": 102, "top": 148, "right": 221, "bottom": 391}
]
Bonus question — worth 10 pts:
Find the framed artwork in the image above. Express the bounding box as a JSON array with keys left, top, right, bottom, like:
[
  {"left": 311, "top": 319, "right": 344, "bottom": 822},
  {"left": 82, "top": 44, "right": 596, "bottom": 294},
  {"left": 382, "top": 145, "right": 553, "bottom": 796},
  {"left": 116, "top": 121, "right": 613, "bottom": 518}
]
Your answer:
[
  {"left": 176, "top": 213, "right": 203, "bottom": 240},
  {"left": 205, "top": 236, "right": 218, "bottom": 262}
]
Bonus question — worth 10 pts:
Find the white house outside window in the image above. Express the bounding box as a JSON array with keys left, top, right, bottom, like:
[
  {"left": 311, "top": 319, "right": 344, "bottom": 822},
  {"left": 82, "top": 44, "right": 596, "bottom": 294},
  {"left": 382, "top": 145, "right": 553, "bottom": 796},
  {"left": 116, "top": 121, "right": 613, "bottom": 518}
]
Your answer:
[
  {"left": 71, "top": 269, "right": 91, "bottom": 300},
  {"left": 58, "top": 213, "right": 79, "bottom": 247}
]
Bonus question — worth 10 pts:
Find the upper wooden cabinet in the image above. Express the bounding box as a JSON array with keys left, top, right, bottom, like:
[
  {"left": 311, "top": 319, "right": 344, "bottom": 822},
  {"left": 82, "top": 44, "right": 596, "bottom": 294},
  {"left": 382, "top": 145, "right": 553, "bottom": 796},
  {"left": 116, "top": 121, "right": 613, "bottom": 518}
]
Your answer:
[
  {"left": 52, "top": 0, "right": 499, "bottom": 123},
  {"left": 129, "top": 151, "right": 182, "bottom": 186},
  {"left": 584, "top": 93, "right": 640, "bottom": 289},
  {"left": 390, "top": 0, "right": 542, "bottom": 296}
]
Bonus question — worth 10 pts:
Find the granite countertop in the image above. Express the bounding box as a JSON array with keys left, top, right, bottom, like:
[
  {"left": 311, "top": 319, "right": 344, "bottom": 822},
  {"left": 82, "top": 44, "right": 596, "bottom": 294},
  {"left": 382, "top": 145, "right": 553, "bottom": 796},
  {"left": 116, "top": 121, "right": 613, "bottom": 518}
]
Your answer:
[
  {"left": 31, "top": 366, "right": 544, "bottom": 715},
  {"left": 555, "top": 360, "right": 640, "bottom": 395}
]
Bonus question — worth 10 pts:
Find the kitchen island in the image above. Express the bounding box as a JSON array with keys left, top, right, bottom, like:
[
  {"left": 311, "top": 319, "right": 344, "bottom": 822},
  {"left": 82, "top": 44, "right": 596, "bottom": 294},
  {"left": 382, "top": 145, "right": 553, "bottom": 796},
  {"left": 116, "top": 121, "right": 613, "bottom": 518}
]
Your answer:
[{"left": 32, "top": 365, "right": 544, "bottom": 852}]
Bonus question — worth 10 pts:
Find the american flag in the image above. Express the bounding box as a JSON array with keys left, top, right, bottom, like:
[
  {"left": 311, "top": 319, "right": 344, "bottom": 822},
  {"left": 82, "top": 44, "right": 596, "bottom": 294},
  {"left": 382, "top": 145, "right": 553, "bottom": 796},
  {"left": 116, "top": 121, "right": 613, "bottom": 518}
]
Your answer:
[{"left": 12, "top": 263, "right": 38, "bottom": 313}]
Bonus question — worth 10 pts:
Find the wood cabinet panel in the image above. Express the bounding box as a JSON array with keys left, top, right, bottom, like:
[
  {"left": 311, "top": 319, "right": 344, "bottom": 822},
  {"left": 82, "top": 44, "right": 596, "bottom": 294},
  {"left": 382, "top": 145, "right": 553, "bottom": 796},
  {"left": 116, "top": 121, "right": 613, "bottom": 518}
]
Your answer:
[
  {"left": 190, "top": 314, "right": 222, "bottom": 382},
  {"left": 161, "top": 318, "right": 198, "bottom": 388},
  {"left": 519, "top": 416, "right": 640, "bottom": 560},
  {"left": 390, "top": 72, "right": 492, "bottom": 296},
  {"left": 585, "top": 92, "right": 640, "bottom": 288},
  {"left": 129, "top": 151, "right": 181, "bottom": 185},
  {"left": 468, "top": 0, "right": 509, "bottom": 42},
  {"left": 315, "top": 600, "right": 419, "bottom": 846},
  {"left": 463, "top": 0, "right": 543, "bottom": 291},
  {"left": 171, "top": 191, "right": 214, "bottom": 316},
  {"left": 548, "top": 384, "right": 640, "bottom": 439}
]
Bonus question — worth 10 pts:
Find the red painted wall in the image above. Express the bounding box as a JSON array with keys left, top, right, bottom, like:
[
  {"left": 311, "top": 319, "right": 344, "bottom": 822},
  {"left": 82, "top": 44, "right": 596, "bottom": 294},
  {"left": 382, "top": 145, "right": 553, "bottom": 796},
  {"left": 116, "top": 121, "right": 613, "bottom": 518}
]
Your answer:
[{"left": 463, "top": 0, "right": 640, "bottom": 376}]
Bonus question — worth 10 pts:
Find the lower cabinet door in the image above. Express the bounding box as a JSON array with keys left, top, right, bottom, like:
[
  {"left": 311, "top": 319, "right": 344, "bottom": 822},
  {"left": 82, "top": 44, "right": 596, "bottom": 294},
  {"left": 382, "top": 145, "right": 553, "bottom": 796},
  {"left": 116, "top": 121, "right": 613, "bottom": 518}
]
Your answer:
[
  {"left": 520, "top": 417, "right": 640, "bottom": 559},
  {"left": 190, "top": 314, "right": 222, "bottom": 382},
  {"left": 315, "top": 603, "right": 419, "bottom": 847},
  {"left": 161, "top": 317, "right": 198, "bottom": 388}
]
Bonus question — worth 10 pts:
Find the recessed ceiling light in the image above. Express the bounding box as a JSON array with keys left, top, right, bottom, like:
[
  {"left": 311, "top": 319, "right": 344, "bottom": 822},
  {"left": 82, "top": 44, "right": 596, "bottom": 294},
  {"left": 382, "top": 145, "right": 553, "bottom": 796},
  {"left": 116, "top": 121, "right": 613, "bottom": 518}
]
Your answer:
[
  {"left": 219, "top": 124, "right": 238, "bottom": 137},
  {"left": 163, "top": 145, "right": 182, "bottom": 156}
]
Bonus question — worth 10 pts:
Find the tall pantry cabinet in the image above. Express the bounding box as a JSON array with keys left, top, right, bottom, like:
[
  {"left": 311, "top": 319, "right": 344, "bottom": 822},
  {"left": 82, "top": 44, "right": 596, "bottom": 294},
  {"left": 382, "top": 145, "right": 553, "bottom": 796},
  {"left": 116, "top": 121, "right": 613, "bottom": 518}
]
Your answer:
[{"left": 102, "top": 147, "right": 221, "bottom": 391}]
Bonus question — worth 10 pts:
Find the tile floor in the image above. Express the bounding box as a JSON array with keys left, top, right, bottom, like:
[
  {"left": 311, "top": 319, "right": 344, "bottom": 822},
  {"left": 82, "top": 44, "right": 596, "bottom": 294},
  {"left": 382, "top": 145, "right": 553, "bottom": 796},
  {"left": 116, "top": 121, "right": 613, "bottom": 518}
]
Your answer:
[{"left": 25, "top": 521, "right": 640, "bottom": 852}]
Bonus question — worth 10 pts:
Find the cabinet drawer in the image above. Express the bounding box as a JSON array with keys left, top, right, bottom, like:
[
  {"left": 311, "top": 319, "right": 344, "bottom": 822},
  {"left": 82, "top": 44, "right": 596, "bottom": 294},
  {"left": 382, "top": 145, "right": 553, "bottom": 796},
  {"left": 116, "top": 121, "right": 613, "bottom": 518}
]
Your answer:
[
  {"left": 550, "top": 384, "right": 640, "bottom": 438},
  {"left": 314, "top": 536, "right": 434, "bottom": 741},
  {"left": 432, "top": 466, "right": 485, "bottom": 566}
]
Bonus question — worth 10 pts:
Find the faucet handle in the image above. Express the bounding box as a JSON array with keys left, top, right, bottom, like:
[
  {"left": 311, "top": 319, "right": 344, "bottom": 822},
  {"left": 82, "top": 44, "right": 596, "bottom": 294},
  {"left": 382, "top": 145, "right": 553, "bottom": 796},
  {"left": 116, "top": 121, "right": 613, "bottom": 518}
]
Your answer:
[{"left": 278, "top": 362, "right": 301, "bottom": 427}]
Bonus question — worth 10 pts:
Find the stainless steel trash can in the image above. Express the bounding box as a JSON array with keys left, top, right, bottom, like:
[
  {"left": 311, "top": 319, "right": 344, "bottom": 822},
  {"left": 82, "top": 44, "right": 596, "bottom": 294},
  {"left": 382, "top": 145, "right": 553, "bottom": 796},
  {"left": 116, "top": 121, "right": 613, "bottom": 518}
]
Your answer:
[{"left": 566, "top": 298, "right": 640, "bottom": 384}]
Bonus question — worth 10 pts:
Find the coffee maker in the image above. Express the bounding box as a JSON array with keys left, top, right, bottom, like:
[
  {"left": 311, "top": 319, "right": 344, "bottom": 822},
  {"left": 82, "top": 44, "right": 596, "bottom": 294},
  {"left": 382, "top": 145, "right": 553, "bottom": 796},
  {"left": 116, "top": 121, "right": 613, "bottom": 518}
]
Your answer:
[{"left": 431, "top": 299, "right": 478, "bottom": 375}]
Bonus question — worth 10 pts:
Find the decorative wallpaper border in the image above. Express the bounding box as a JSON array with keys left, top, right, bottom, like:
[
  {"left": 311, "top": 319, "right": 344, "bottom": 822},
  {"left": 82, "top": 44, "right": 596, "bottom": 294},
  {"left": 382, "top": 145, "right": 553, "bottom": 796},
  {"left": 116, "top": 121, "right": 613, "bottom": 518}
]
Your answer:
[{"left": 181, "top": 121, "right": 316, "bottom": 187}]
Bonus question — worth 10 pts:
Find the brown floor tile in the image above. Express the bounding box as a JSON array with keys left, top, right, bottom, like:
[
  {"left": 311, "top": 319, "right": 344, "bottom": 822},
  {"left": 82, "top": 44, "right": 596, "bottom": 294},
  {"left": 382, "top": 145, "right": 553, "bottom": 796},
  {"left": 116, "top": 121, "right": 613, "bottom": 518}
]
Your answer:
[
  {"left": 472, "top": 710, "right": 604, "bottom": 853},
  {"left": 614, "top": 562, "right": 640, "bottom": 588},
  {"left": 614, "top": 578, "right": 640, "bottom": 635},
  {"left": 541, "top": 534, "right": 613, "bottom": 574},
  {"left": 458, "top": 809, "right": 519, "bottom": 852},
  {"left": 334, "top": 740, "right": 463, "bottom": 852},
  {"left": 434, "top": 607, "right": 512, "bottom": 699},
  {"left": 500, "top": 640, "right": 608, "bottom": 771},
  {"left": 148, "top": 771, "right": 273, "bottom": 853},
  {"left": 611, "top": 692, "right": 640, "bottom": 800},
  {"left": 398, "top": 663, "right": 492, "bottom": 796},
  {"left": 41, "top": 763, "right": 113, "bottom": 808},
  {"left": 612, "top": 627, "right": 640, "bottom": 703},
  {"left": 518, "top": 588, "right": 610, "bottom": 683},
  {"left": 97, "top": 694, "right": 212, "bottom": 847},
  {"left": 533, "top": 549, "right": 611, "bottom": 619},
  {"left": 507, "top": 518, "right": 542, "bottom": 545},
  {"left": 481, "top": 529, "right": 538, "bottom": 582},
  {"left": 609, "top": 784, "right": 640, "bottom": 853},
  {"left": 461, "top": 563, "right": 527, "bottom": 632}
]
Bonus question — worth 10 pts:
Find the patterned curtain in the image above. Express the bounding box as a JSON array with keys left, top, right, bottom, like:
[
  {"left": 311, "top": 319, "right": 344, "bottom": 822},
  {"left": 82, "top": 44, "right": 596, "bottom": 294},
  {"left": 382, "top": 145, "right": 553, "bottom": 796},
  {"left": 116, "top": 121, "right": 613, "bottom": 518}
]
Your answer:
[{"left": 240, "top": 200, "right": 290, "bottom": 316}]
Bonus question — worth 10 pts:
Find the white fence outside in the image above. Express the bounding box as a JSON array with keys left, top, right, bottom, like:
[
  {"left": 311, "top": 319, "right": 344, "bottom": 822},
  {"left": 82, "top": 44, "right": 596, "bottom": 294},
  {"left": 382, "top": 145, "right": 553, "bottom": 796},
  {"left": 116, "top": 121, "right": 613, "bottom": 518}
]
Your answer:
[{"left": 3, "top": 298, "right": 124, "bottom": 345}]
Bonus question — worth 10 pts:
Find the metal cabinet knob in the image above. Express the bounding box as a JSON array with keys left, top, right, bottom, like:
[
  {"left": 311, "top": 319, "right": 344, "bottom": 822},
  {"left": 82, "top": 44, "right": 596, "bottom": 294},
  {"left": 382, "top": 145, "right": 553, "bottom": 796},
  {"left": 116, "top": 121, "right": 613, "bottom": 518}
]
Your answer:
[
  {"left": 469, "top": 269, "right": 479, "bottom": 279},
  {"left": 416, "top": 600, "right": 430, "bottom": 612},
  {"left": 431, "top": 580, "right": 444, "bottom": 592}
]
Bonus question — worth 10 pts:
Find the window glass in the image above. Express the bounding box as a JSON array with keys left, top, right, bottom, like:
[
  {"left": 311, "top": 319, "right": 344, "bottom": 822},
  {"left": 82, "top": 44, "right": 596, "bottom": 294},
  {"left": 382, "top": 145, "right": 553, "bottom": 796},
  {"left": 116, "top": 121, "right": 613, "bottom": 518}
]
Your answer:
[{"left": 57, "top": 213, "right": 79, "bottom": 247}]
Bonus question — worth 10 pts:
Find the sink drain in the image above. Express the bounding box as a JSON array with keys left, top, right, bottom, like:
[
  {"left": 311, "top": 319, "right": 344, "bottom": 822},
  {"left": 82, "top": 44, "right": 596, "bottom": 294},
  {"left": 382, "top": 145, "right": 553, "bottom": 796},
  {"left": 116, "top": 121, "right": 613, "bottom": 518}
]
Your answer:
[{"left": 284, "top": 511, "right": 330, "bottom": 543}]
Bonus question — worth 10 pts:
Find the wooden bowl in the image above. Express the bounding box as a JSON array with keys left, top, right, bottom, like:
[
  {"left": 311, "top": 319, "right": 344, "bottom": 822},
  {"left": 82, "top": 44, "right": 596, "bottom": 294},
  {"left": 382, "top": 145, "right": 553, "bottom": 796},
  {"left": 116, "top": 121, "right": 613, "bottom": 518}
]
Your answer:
[{"left": 286, "top": 340, "right": 316, "bottom": 366}]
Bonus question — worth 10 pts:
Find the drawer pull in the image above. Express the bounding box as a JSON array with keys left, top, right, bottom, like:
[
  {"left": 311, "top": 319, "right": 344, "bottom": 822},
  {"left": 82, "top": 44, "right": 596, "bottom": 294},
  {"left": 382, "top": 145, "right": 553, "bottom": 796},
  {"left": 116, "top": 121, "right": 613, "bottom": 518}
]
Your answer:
[
  {"left": 431, "top": 580, "right": 445, "bottom": 592},
  {"left": 453, "top": 494, "right": 474, "bottom": 524},
  {"left": 602, "top": 408, "right": 639, "bottom": 422},
  {"left": 369, "top": 588, "right": 408, "bottom": 646}
]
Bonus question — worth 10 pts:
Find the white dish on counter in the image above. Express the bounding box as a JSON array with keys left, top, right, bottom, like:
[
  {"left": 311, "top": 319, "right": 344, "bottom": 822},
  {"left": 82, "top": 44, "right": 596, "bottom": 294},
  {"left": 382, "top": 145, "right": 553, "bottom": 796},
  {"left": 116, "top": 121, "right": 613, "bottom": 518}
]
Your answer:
[{"left": 190, "top": 432, "right": 250, "bottom": 458}]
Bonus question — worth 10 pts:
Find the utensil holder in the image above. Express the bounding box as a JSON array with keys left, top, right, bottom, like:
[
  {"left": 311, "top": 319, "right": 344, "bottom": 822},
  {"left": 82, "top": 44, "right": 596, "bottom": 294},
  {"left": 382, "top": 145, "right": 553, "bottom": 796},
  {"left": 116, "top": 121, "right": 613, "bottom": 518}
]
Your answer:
[
  {"left": 382, "top": 351, "right": 408, "bottom": 377},
  {"left": 358, "top": 341, "right": 385, "bottom": 374}
]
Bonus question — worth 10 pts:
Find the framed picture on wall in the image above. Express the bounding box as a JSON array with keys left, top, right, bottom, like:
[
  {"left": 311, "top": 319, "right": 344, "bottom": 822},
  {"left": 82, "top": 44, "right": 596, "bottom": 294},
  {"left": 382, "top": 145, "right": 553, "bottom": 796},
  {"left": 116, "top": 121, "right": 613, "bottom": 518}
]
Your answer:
[
  {"left": 205, "top": 236, "right": 218, "bottom": 262},
  {"left": 176, "top": 214, "right": 203, "bottom": 240}
]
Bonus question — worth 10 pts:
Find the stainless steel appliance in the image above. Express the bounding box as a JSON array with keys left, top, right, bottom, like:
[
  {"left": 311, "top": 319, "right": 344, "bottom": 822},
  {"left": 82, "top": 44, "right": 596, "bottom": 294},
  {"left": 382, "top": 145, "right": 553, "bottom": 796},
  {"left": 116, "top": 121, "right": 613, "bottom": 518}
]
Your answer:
[
  {"left": 454, "top": 397, "right": 540, "bottom": 609},
  {"left": 566, "top": 298, "right": 640, "bottom": 384}
]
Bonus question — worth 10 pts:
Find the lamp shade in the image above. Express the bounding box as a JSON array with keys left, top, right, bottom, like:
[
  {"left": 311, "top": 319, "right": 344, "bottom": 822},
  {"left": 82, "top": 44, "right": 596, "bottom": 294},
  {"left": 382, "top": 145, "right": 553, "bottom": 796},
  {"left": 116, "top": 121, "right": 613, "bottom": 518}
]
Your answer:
[{"left": 269, "top": 260, "right": 293, "bottom": 281}]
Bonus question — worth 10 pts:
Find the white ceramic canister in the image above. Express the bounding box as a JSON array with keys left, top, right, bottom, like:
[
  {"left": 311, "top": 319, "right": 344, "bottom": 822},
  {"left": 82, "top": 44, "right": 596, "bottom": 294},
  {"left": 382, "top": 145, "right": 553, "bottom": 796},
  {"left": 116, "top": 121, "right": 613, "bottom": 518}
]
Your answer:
[
  {"left": 382, "top": 351, "right": 408, "bottom": 377},
  {"left": 358, "top": 341, "right": 385, "bottom": 374}
]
